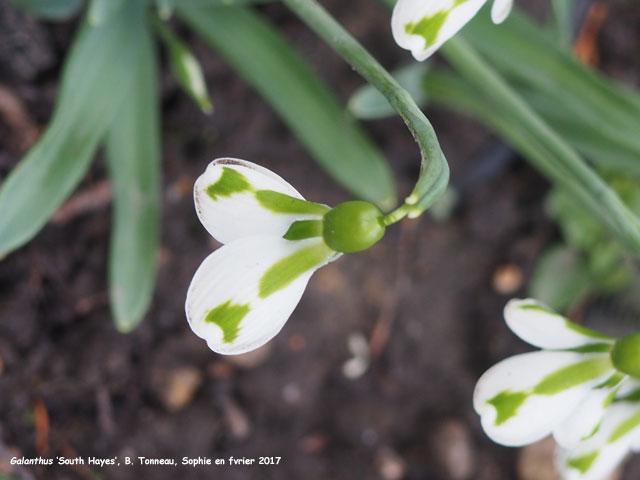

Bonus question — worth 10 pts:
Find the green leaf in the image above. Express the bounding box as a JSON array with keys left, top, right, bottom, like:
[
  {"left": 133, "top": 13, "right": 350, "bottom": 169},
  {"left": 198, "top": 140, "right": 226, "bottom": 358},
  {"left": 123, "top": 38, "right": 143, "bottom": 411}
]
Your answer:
[
  {"left": 0, "top": 2, "right": 151, "bottom": 257},
  {"left": 9, "top": 0, "right": 83, "bottom": 20},
  {"left": 87, "top": 0, "right": 125, "bottom": 26},
  {"left": 528, "top": 244, "right": 592, "bottom": 312},
  {"left": 178, "top": 5, "right": 397, "bottom": 210},
  {"left": 105, "top": 16, "right": 160, "bottom": 332},
  {"left": 549, "top": 0, "right": 576, "bottom": 47},
  {"left": 153, "top": 19, "right": 213, "bottom": 114},
  {"left": 463, "top": 8, "right": 640, "bottom": 158},
  {"left": 348, "top": 63, "right": 429, "bottom": 120}
]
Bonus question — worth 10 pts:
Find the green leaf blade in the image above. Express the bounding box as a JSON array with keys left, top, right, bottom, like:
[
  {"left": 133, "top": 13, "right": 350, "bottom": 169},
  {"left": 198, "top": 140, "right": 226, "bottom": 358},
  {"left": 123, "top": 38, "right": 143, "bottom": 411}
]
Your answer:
[
  {"left": 106, "top": 18, "right": 161, "bottom": 333},
  {"left": 178, "top": 5, "right": 397, "bottom": 210},
  {"left": 0, "top": 3, "right": 151, "bottom": 257},
  {"left": 9, "top": 0, "right": 83, "bottom": 20}
]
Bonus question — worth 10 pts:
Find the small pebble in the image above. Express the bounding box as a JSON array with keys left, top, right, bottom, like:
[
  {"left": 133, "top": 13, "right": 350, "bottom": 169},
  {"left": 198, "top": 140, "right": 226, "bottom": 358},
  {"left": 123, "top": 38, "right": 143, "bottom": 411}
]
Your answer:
[
  {"left": 282, "top": 383, "right": 302, "bottom": 405},
  {"left": 492, "top": 264, "right": 523, "bottom": 294},
  {"left": 434, "top": 420, "right": 475, "bottom": 480},
  {"left": 154, "top": 366, "right": 203, "bottom": 412},
  {"left": 375, "top": 446, "right": 406, "bottom": 480}
]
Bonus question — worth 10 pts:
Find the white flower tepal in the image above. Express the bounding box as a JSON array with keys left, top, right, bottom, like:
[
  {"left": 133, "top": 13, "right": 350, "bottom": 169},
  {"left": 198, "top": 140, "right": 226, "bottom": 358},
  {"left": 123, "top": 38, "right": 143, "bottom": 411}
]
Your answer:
[
  {"left": 186, "top": 158, "right": 340, "bottom": 355},
  {"left": 392, "top": 0, "right": 513, "bottom": 61},
  {"left": 474, "top": 299, "right": 618, "bottom": 447}
]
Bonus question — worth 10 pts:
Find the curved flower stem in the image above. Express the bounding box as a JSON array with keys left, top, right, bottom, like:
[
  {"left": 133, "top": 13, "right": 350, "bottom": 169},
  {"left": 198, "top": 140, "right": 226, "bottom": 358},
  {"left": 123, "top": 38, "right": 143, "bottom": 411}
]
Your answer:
[
  {"left": 281, "top": 0, "right": 449, "bottom": 219},
  {"left": 440, "top": 36, "right": 640, "bottom": 256}
]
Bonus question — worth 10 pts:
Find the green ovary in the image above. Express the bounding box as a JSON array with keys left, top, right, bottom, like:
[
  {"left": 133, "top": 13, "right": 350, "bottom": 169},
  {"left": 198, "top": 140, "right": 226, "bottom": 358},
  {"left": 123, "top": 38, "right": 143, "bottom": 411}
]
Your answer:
[
  {"left": 206, "top": 167, "right": 251, "bottom": 200},
  {"left": 204, "top": 300, "right": 250, "bottom": 343}
]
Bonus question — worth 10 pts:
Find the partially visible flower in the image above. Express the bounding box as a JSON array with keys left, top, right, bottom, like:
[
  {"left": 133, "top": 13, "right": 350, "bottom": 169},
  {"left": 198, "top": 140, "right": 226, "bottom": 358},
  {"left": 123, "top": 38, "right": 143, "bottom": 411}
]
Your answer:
[
  {"left": 392, "top": 0, "right": 514, "bottom": 61},
  {"left": 474, "top": 299, "right": 621, "bottom": 447},
  {"left": 185, "top": 158, "right": 386, "bottom": 355},
  {"left": 556, "top": 380, "right": 640, "bottom": 480}
]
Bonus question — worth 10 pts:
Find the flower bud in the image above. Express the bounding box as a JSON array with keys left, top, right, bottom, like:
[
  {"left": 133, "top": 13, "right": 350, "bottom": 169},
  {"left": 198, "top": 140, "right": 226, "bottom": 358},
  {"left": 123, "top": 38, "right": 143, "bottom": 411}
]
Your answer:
[{"left": 322, "top": 201, "right": 385, "bottom": 253}]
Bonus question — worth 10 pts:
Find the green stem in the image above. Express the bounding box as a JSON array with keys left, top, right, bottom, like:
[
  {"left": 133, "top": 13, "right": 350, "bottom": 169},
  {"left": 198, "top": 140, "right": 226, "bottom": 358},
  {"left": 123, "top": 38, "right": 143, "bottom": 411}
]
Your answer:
[
  {"left": 281, "top": 0, "right": 449, "bottom": 217},
  {"left": 440, "top": 37, "right": 640, "bottom": 256},
  {"left": 382, "top": 203, "right": 412, "bottom": 226}
]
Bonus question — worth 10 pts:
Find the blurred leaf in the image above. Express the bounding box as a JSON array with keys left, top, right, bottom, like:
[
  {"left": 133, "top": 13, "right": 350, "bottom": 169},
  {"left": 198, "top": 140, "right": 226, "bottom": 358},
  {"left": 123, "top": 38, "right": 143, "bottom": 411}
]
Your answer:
[
  {"left": 529, "top": 244, "right": 591, "bottom": 312},
  {"left": 9, "top": 0, "right": 83, "bottom": 20},
  {"left": 87, "top": 0, "right": 125, "bottom": 26},
  {"left": 549, "top": 0, "right": 576, "bottom": 47},
  {"left": 106, "top": 17, "right": 160, "bottom": 332},
  {"left": 464, "top": 8, "right": 640, "bottom": 149},
  {"left": 153, "top": 19, "right": 213, "bottom": 114},
  {"left": 179, "top": 5, "right": 397, "bottom": 210},
  {"left": 348, "top": 63, "right": 429, "bottom": 120},
  {"left": 155, "top": 0, "right": 173, "bottom": 19},
  {"left": 0, "top": 3, "right": 151, "bottom": 257}
]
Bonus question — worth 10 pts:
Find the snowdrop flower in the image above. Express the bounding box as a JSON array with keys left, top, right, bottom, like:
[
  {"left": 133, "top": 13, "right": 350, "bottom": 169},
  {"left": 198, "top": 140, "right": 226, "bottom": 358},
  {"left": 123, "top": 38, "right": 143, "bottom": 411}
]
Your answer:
[
  {"left": 557, "top": 345, "right": 640, "bottom": 480},
  {"left": 474, "top": 299, "right": 622, "bottom": 447},
  {"left": 392, "top": 0, "right": 514, "bottom": 61},
  {"left": 185, "top": 158, "right": 386, "bottom": 355}
]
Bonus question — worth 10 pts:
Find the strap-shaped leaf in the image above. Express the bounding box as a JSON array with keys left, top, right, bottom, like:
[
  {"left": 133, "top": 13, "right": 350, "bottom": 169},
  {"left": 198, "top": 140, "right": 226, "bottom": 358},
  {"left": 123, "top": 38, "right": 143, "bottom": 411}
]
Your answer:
[
  {"left": 463, "top": 8, "right": 640, "bottom": 156},
  {"left": 9, "top": 0, "right": 83, "bottom": 20},
  {"left": 153, "top": 19, "right": 213, "bottom": 114},
  {"left": 105, "top": 15, "right": 160, "bottom": 333},
  {"left": 87, "top": 0, "right": 125, "bottom": 26},
  {"left": 0, "top": 2, "right": 149, "bottom": 257},
  {"left": 178, "top": 5, "right": 397, "bottom": 210}
]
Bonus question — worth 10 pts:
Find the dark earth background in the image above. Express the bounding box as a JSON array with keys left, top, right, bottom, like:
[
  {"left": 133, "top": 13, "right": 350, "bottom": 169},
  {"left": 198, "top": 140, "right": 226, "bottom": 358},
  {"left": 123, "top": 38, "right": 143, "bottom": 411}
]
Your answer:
[{"left": 0, "top": 1, "right": 639, "bottom": 479}]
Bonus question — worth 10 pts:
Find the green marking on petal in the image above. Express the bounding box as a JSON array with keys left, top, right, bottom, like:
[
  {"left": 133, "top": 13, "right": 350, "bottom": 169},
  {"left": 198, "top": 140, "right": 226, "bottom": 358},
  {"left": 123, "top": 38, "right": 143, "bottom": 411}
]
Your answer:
[
  {"left": 581, "top": 423, "right": 601, "bottom": 442},
  {"left": 486, "top": 390, "right": 530, "bottom": 426},
  {"left": 615, "top": 387, "right": 640, "bottom": 403},
  {"left": 595, "top": 372, "right": 625, "bottom": 389},
  {"left": 603, "top": 388, "right": 619, "bottom": 408},
  {"left": 608, "top": 410, "right": 640, "bottom": 443},
  {"left": 566, "top": 343, "right": 614, "bottom": 354},
  {"left": 259, "top": 242, "right": 333, "bottom": 299},
  {"left": 518, "top": 303, "right": 558, "bottom": 314},
  {"left": 567, "top": 451, "right": 599, "bottom": 474},
  {"left": 204, "top": 300, "right": 250, "bottom": 343},
  {"left": 404, "top": 0, "right": 470, "bottom": 49},
  {"left": 283, "top": 220, "right": 323, "bottom": 241},
  {"left": 564, "top": 319, "right": 614, "bottom": 340},
  {"left": 517, "top": 304, "right": 611, "bottom": 340},
  {"left": 255, "top": 190, "right": 330, "bottom": 215},
  {"left": 206, "top": 167, "right": 251, "bottom": 200},
  {"left": 533, "top": 356, "right": 612, "bottom": 395}
]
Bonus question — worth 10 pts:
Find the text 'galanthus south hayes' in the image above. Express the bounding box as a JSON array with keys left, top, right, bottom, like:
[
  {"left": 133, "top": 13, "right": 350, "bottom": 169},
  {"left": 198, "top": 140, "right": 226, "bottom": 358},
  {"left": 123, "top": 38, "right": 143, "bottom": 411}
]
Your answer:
[
  {"left": 185, "top": 158, "right": 387, "bottom": 355},
  {"left": 392, "top": 0, "right": 514, "bottom": 60},
  {"left": 475, "top": 299, "right": 640, "bottom": 480}
]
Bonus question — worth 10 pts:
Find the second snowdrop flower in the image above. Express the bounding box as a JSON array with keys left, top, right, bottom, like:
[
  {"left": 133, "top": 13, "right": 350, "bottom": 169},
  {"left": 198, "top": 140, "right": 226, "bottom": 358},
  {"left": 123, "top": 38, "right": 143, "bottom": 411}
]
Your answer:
[{"left": 392, "top": 0, "right": 514, "bottom": 61}]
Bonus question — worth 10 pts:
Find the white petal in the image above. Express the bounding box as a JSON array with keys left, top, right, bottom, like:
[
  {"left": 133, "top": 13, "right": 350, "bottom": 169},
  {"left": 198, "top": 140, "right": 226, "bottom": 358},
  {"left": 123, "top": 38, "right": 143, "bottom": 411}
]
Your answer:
[
  {"left": 556, "top": 402, "right": 640, "bottom": 480},
  {"left": 474, "top": 351, "right": 613, "bottom": 446},
  {"left": 185, "top": 236, "right": 338, "bottom": 355},
  {"left": 194, "top": 158, "right": 329, "bottom": 244},
  {"left": 392, "top": 0, "right": 487, "bottom": 61},
  {"left": 553, "top": 383, "right": 619, "bottom": 449},
  {"left": 504, "top": 299, "right": 614, "bottom": 350},
  {"left": 490, "top": 0, "right": 512, "bottom": 23}
]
